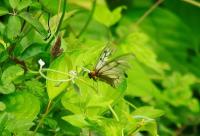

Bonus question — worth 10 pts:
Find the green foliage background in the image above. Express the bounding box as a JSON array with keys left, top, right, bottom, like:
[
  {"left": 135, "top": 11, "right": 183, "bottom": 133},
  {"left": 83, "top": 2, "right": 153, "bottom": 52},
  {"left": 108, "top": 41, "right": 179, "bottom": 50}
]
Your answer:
[{"left": 0, "top": 0, "right": 200, "bottom": 135}]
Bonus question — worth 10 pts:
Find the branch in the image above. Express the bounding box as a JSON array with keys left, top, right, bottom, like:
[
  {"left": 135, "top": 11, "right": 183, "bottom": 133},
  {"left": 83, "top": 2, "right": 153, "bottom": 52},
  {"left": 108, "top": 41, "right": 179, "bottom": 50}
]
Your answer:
[
  {"left": 135, "top": 0, "right": 164, "bottom": 26},
  {"left": 76, "top": 0, "right": 97, "bottom": 38},
  {"left": 181, "top": 0, "right": 200, "bottom": 7}
]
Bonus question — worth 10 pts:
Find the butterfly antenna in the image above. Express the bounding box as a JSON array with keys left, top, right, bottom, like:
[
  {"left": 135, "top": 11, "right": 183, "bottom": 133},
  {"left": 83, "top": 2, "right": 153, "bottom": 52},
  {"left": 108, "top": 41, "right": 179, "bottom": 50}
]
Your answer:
[{"left": 81, "top": 66, "right": 91, "bottom": 73}]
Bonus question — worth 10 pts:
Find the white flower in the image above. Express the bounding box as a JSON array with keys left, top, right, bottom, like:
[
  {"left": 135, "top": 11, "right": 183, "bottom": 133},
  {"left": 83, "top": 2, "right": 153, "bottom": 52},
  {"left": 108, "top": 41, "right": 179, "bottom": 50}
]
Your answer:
[{"left": 38, "top": 59, "right": 45, "bottom": 68}]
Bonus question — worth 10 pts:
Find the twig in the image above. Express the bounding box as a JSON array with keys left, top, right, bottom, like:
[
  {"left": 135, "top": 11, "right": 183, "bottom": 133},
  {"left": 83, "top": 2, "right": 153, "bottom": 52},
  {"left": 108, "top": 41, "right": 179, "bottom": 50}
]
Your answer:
[
  {"left": 181, "top": 0, "right": 200, "bottom": 7},
  {"left": 76, "top": 0, "right": 97, "bottom": 38},
  {"left": 135, "top": 0, "right": 164, "bottom": 26}
]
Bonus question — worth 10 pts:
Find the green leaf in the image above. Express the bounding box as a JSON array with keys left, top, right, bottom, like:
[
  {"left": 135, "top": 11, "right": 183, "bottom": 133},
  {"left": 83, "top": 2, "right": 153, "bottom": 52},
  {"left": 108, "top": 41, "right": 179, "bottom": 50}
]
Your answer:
[
  {"left": 0, "top": 7, "right": 9, "bottom": 16},
  {"left": 0, "top": 50, "right": 9, "bottom": 63},
  {"left": 0, "top": 101, "right": 6, "bottom": 111},
  {"left": 5, "top": 16, "right": 21, "bottom": 41},
  {"left": 162, "top": 72, "right": 199, "bottom": 112},
  {"left": 17, "top": 0, "right": 32, "bottom": 11},
  {"left": 87, "top": 117, "right": 124, "bottom": 136},
  {"left": 9, "top": 0, "right": 19, "bottom": 9},
  {"left": 132, "top": 106, "right": 164, "bottom": 119},
  {"left": 13, "top": 29, "right": 45, "bottom": 57},
  {"left": 1, "top": 65, "right": 24, "bottom": 84},
  {"left": 18, "top": 12, "right": 48, "bottom": 39},
  {"left": 19, "top": 43, "right": 46, "bottom": 60},
  {"left": 29, "top": 1, "right": 41, "bottom": 9},
  {"left": 126, "top": 61, "right": 161, "bottom": 101},
  {"left": 2, "top": 91, "right": 40, "bottom": 133},
  {"left": 188, "top": 98, "right": 200, "bottom": 113},
  {"left": 94, "top": 4, "right": 125, "bottom": 27},
  {"left": 25, "top": 79, "right": 45, "bottom": 97},
  {"left": 122, "top": 32, "right": 168, "bottom": 74},
  {"left": 0, "top": 112, "right": 9, "bottom": 132},
  {"left": 40, "top": 0, "right": 59, "bottom": 14},
  {"left": 62, "top": 114, "right": 89, "bottom": 128},
  {"left": 44, "top": 117, "right": 57, "bottom": 129},
  {"left": 47, "top": 53, "right": 72, "bottom": 99},
  {"left": 61, "top": 77, "right": 126, "bottom": 117},
  {"left": 0, "top": 83, "right": 15, "bottom": 94},
  {"left": 0, "top": 22, "right": 5, "bottom": 35}
]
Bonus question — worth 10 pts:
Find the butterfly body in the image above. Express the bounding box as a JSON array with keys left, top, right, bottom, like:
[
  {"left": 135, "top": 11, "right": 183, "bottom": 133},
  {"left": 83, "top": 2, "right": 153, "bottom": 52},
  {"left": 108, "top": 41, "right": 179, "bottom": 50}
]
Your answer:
[{"left": 88, "top": 70, "right": 98, "bottom": 81}]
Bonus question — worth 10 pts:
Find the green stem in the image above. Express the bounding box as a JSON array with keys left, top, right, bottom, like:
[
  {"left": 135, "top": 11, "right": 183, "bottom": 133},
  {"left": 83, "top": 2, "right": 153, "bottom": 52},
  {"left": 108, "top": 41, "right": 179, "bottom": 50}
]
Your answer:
[
  {"left": 55, "top": 0, "right": 67, "bottom": 35},
  {"left": 108, "top": 104, "right": 119, "bottom": 121},
  {"left": 33, "top": 100, "right": 52, "bottom": 135},
  {"left": 76, "top": 0, "right": 97, "bottom": 38},
  {"left": 181, "top": 0, "right": 200, "bottom": 7},
  {"left": 123, "top": 99, "right": 137, "bottom": 110},
  {"left": 135, "top": 0, "right": 164, "bottom": 26},
  {"left": 38, "top": 67, "right": 74, "bottom": 82},
  {"left": 47, "top": 0, "right": 67, "bottom": 45}
]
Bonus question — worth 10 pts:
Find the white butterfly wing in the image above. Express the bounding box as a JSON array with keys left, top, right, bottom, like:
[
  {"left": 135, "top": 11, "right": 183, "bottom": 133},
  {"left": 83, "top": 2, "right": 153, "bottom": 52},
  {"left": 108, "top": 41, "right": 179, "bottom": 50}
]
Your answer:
[{"left": 94, "top": 46, "right": 114, "bottom": 70}]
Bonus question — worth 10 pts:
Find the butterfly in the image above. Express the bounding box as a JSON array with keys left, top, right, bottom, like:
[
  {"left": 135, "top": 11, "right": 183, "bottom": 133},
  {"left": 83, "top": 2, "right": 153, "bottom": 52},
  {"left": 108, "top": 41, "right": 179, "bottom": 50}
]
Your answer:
[{"left": 88, "top": 46, "right": 134, "bottom": 88}]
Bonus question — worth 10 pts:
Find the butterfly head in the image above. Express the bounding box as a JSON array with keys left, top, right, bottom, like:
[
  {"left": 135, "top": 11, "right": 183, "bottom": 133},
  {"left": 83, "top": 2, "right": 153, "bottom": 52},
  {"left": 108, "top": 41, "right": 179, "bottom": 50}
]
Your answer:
[{"left": 88, "top": 70, "right": 97, "bottom": 80}]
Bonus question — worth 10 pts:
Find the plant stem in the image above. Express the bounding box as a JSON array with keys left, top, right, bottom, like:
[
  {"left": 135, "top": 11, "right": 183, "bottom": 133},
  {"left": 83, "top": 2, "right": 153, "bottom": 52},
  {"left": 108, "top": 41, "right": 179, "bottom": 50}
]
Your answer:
[
  {"left": 135, "top": 0, "right": 164, "bottom": 26},
  {"left": 55, "top": 0, "right": 66, "bottom": 35},
  {"left": 33, "top": 100, "right": 52, "bottom": 135},
  {"left": 47, "top": 0, "right": 67, "bottom": 45},
  {"left": 76, "top": 0, "right": 97, "bottom": 38},
  {"left": 181, "top": 0, "right": 200, "bottom": 7},
  {"left": 123, "top": 99, "right": 137, "bottom": 110},
  {"left": 57, "top": 0, "right": 62, "bottom": 27},
  {"left": 108, "top": 104, "right": 119, "bottom": 121}
]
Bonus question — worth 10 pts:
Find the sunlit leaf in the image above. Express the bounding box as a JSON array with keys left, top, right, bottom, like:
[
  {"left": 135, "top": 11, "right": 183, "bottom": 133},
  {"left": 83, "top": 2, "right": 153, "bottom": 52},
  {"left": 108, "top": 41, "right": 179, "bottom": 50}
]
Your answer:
[
  {"left": 5, "top": 16, "right": 21, "bottom": 41},
  {"left": 132, "top": 106, "right": 164, "bottom": 119},
  {"left": 40, "top": 0, "right": 59, "bottom": 14},
  {"left": 126, "top": 61, "right": 161, "bottom": 101},
  {"left": 9, "top": 0, "right": 19, "bottom": 9},
  {"left": 47, "top": 53, "right": 72, "bottom": 99},
  {"left": 0, "top": 83, "right": 15, "bottom": 94},
  {"left": 17, "top": 0, "right": 32, "bottom": 11},
  {"left": 94, "top": 3, "right": 125, "bottom": 27},
  {"left": 122, "top": 32, "right": 169, "bottom": 74},
  {"left": 62, "top": 114, "right": 89, "bottom": 128}
]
